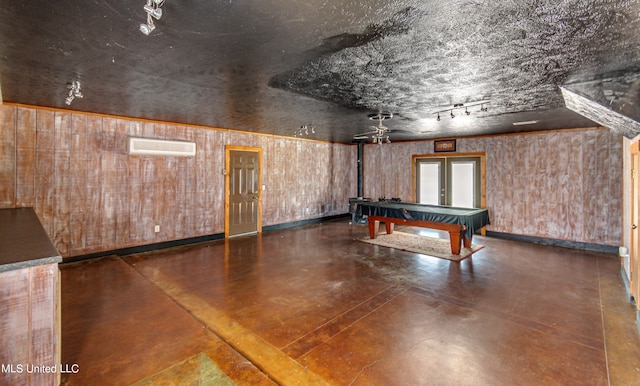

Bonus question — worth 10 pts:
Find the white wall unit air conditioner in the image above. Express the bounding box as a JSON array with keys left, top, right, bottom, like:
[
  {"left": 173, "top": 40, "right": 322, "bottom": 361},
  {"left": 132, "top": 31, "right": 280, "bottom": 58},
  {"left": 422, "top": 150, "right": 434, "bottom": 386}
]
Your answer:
[{"left": 128, "top": 137, "right": 196, "bottom": 157}]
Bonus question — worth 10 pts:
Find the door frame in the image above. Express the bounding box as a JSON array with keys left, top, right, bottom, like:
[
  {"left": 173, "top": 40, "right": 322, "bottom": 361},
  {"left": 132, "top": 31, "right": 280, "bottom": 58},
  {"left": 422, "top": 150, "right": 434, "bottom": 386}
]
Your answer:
[
  {"left": 630, "top": 142, "right": 640, "bottom": 311},
  {"left": 411, "top": 152, "right": 486, "bottom": 208},
  {"left": 225, "top": 146, "right": 263, "bottom": 238}
]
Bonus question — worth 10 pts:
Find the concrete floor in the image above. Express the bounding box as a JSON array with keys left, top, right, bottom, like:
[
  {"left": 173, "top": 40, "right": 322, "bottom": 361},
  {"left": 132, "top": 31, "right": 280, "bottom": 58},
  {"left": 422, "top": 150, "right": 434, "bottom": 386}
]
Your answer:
[{"left": 60, "top": 220, "right": 640, "bottom": 385}]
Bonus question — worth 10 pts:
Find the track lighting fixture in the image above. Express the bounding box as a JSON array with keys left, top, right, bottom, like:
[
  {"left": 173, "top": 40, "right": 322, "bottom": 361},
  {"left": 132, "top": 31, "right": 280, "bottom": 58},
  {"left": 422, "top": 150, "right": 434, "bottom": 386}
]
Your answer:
[
  {"left": 65, "top": 80, "right": 83, "bottom": 105},
  {"left": 293, "top": 125, "right": 316, "bottom": 137},
  {"left": 140, "top": 0, "right": 165, "bottom": 35},
  {"left": 433, "top": 100, "right": 489, "bottom": 122}
]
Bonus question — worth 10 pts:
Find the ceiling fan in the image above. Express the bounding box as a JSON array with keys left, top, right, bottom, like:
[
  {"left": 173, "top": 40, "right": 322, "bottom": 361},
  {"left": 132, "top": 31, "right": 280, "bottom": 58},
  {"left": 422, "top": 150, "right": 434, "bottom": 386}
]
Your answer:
[{"left": 353, "top": 112, "right": 414, "bottom": 144}]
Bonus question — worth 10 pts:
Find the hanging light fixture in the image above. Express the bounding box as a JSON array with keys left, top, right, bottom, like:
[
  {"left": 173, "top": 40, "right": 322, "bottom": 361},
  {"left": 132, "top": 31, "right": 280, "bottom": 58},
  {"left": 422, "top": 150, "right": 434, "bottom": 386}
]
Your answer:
[
  {"left": 65, "top": 80, "right": 83, "bottom": 105},
  {"left": 140, "top": 0, "right": 165, "bottom": 35}
]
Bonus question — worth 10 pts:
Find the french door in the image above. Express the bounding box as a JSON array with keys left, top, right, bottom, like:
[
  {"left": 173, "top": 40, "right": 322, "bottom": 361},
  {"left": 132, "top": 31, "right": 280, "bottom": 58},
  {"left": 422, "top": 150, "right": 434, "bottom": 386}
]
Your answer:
[{"left": 415, "top": 156, "right": 482, "bottom": 208}]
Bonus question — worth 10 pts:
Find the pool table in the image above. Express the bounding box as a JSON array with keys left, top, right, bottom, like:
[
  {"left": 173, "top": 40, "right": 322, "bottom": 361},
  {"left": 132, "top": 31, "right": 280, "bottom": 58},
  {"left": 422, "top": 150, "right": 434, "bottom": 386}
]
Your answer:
[{"left": 356, "top": 202, "right": 490, "bottom": 255}]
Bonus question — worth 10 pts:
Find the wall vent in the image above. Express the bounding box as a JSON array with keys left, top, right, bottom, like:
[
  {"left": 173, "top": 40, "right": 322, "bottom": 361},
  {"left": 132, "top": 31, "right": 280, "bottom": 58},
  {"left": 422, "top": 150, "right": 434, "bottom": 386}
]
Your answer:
[{"left": 128, "top": 137, "right": 196, "bottom": 157}]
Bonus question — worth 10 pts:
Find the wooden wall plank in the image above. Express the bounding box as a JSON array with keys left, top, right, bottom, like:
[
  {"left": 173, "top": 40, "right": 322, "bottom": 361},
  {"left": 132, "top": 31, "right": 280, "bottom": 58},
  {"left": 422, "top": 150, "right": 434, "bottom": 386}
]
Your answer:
[
  {"left": 85, "top": 116, "right": 103, "bottom": 250},
  {"left": 606, "top": 135, "right": 623, "bottom": 245},
  {"left": 194, "top": 129, "right": 207, "bottom": 235},
  {"left": 127, "top": 121, "right": 142, "bottom": 245},
  {"left": 69, "top": 114, "right": 88, "bottom": 255},
  {"left": 0, "top": 268, "right": 30, "bottom": 385},
  {"left": 53, "top": 112, "right": 72, "bottom": 257},
  {"left": 35, "top": 109, "right": 55, "bottom": 238},
  {"left": 0, "top": 105, "right": 16, "bottom": 208},
  {"left": 101, "top": 117, "right": 117, "bottom": 251},
  {"left": 16, "top": 107, "right": 36, "bottom": 207},
  {"left": 115, "top": 119, "right": 130, "bottom": 247},
  {"left": 28, "top": 264, "right": 58, "bottom": 386}
]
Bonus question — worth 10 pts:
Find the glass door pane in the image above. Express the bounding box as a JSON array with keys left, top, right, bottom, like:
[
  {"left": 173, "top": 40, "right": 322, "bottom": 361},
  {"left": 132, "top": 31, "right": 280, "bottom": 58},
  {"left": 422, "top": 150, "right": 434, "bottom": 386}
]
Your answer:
[
  {"left": 450, "top": 161, "right": 475, "bottom": 208},
  {"left": 418, "top": 162, "right": 442, "bottom": 205},
  {"left": 416, "top": 156, "right": 480, "bottom": 208}
]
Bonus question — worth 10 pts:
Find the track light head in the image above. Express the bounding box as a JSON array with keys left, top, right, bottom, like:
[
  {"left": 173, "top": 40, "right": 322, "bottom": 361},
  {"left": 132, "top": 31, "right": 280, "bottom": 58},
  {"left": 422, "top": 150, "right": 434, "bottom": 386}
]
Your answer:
[
  {"left": 144, "top": 4, "right": 162, "bottom": 19},
  {"left": 450, "top": 110, "right": 455, "bottom": 119},
  {"left": 436, "top": 113, "right": 440, "bottom": 122},
  {"left": 140, "top": 22, "right": 155, "bottom": 35},
  {"left": 465, "top": 107, "right": 470, "bottom": 116}
]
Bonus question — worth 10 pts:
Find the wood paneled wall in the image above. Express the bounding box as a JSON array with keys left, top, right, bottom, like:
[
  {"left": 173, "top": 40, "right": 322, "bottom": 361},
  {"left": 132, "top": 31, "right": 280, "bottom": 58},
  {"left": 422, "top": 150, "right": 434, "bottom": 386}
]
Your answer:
[
  {"left": 0, "top": 264, "right": 60, "bottom": 386},
  {"left": 363, "top": 128, "right": 623, "bottom": 246},
  {"left": 0, "top": 105, "right": 356, "bottom": 258}
]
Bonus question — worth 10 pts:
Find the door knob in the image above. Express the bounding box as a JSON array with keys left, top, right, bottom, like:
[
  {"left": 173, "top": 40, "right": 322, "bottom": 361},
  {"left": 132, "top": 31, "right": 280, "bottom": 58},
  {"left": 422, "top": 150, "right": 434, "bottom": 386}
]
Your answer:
[{"left": 633, "top": 224, "right": 637, "bottom": 230}]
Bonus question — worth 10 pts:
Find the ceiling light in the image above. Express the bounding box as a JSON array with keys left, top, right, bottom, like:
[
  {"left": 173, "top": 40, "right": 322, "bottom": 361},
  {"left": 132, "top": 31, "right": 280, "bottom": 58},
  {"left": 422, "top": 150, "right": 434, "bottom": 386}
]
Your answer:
[
  {"left": 512, "top": 120, "right": 538, "bottom": 126},
  {"left": 144, "top": 4, "right": 162, "bottom": 19},
  {"left": 465, "top": 107, "right": 470, "bottom": 116},
  {"left": 436, "top": 113, "right": 440, "bottom": 121},
  {"left": 140, "top": 21, "right": 155, "bottom": 35},
  {"left": 450, "top": 110, "right": 455, "bottom": 119},
  {"left": 140, "top": 0, "right": 165, "bottom": 35},
  {"left": 65, "top": 80, "right": 83, "bottom": 105}
]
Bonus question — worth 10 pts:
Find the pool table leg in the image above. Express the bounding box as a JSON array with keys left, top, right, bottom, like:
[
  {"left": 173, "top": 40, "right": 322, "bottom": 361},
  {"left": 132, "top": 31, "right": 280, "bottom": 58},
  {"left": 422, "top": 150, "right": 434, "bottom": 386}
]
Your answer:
[
  {"left": 463, "top": 234, "right": 473, "bottom": 248},
  {"left": 448, "top": 231, "right": 462, "bottom": 255},
  {"left": 368, "top": 219, "right": 379, "bottom": 239},
  {"left": 385, "top": 221, "right": 394, "bottom": 235}
]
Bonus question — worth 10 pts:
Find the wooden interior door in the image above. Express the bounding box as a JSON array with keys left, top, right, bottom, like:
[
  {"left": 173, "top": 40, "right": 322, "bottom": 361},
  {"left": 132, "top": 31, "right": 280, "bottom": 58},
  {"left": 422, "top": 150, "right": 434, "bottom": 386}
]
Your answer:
[
  {"left": 631, "top": 143, "right": 640, "bottom": 308},
  {"left": 226, "top": 146, "right": 262, "bottom": 237}
]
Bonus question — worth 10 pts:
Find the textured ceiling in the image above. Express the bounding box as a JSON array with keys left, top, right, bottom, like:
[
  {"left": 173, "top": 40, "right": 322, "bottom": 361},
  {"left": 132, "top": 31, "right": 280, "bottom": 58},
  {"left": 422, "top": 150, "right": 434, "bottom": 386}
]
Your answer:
[{"left": 1, "top": 0, "right": 639, "bottom": 143}]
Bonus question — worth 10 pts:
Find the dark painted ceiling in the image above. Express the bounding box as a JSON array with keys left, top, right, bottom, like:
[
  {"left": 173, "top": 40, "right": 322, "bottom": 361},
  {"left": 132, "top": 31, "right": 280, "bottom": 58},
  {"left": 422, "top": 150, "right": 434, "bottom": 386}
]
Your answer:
[{"left": 1, "top": 0, "right": 640, "bottom": 143}]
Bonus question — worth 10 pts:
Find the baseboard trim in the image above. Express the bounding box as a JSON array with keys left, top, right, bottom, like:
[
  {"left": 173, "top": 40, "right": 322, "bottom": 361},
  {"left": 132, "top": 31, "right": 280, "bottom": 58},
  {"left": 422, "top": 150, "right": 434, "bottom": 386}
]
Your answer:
[
  {"left": 621, "top": 265, "right": 634, "bottom": 301},
  {"left": 485, "top": 231, "right": 618, "bottom": 255},
  {"left": 262, "top": 213, "right": 349, "bottom": 232},
  {"left": 61, "top": 213, "right": 350, "bottom": 264},
  {"left": 61, "top": 233, "right": 226, "bottom": 264}
]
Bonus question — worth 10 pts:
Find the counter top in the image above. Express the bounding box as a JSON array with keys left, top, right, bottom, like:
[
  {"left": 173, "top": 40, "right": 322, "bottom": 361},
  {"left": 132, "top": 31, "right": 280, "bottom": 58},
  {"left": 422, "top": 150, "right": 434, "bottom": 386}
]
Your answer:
[{"left": 0, "top": 208, "right": 62, "bottom": 272}]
